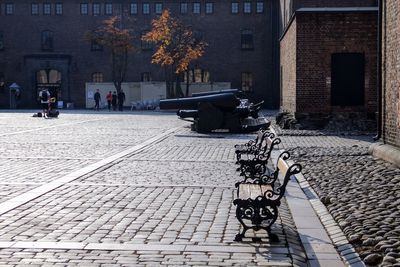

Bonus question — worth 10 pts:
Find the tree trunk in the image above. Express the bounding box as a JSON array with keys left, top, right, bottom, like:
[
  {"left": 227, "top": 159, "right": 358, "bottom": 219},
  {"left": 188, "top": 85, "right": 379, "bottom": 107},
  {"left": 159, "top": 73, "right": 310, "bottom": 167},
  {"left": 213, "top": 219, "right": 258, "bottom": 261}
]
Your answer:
[
  {"left": 185, "top": 70, "right": 190, "bottom": 97},
  {"left": 175, "top": 73, "right": 184, "bottom": 98}
]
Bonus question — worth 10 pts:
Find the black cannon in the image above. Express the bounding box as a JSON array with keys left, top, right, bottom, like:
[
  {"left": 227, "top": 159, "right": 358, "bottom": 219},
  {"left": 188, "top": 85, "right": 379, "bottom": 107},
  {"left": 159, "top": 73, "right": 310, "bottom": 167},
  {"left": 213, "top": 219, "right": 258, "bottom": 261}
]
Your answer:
[
  {"left": 160, "top": 93, "right": 270, "bottom": 133},
  {"left": 191, "top": 89, "right": 242, "bottom": 97}
]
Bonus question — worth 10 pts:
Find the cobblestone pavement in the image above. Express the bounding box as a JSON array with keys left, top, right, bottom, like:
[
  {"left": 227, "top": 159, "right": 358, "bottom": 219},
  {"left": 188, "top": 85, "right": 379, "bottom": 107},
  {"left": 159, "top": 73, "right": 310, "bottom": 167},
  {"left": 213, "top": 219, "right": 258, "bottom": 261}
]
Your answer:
[
  {"left": 0, "top": 110, "right": 305, "bottom": 266},
  {"left": 269, "top": 109, "right": 400, "bottom": 267}
]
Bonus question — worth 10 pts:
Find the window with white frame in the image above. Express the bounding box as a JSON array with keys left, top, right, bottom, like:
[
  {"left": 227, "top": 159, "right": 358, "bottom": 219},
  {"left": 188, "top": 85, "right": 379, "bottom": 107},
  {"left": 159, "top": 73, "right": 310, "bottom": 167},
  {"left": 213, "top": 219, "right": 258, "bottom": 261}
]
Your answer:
[
  {"left": 43, "top": 3, "right": 51, "bottom": 15},
  {"left": 92, "top": 72, "right": 104, "bottom": 82},
  {"left": 143, "top": 3, "right": 150, "bottom": 14},
  {"left": 31, "top": 3, "right": 39, "bottom": 15},
  {"left": 241, "top": 72, "right": 253, "bottom": 92},
  {"left": 180, "top": 2, "right": 188, "bottom": 13},
  {"left": 80, "top": 3, "right": 88, "bottom": 15},
  {"left": 5, "top": 3, "right": 14, "bottom": 15},
  {"left": 155, "top": 3, "right": 162, "bottom": 14},
  {"left": 231, "top": 2, "right": 239, "bottom": 13},
  {"left": 244, "top": 2, "right": 251, "bottom": 13},
  {"left": 193, "top": 2, "right": 200, "bottom": 14},
  {"left": 105, "top": 3, "right": 113, "bottom": 15},
  {"left": 93, "top": 3, "right": 100, "bottom": 15},
  {"left": 130, "top": 3, "right": 138, "bottom": 14},
  {"left": 141, "top": 72, "right": 151, "bottom": 82},
  {"left": 205, "top": 2, "right": 213, "bottom": 14},
  {"left": 55, "top": 3, "right": 63, "bottom": 15},
  {"left": 241, "top": 29, "right": 254, "bottom": 50},
  {"left": 256, "top": 2, "right": 264, "bottom": 13}
]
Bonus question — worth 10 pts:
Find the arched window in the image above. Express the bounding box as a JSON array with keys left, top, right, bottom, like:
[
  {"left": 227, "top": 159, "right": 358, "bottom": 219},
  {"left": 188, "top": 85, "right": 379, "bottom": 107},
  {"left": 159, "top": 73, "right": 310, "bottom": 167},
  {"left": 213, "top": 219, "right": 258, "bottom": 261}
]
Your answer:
[
  {"left": 241, "top": 29, "right": 253, "bottom": 50},
  {"left": 92, "top": 72, "right": 104, "bottom": 82},
  {"left": 41, "top": 30, "right": 54, "bottom": 51}
]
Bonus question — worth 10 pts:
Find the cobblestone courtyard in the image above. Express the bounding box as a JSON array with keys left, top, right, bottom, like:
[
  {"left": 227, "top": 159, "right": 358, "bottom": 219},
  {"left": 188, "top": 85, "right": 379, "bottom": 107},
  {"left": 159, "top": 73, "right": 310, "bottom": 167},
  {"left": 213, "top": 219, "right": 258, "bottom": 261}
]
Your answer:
[{"left": 0, "top": 110, "right": 398, "bottom": 266}]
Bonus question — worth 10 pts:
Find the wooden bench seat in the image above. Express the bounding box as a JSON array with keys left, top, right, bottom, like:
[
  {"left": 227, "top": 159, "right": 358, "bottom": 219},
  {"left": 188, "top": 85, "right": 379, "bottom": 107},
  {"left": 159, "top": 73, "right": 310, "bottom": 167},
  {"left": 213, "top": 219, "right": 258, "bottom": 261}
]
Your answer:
[{"left": 234, "top": 151, "right": 302, "bottom": 242}]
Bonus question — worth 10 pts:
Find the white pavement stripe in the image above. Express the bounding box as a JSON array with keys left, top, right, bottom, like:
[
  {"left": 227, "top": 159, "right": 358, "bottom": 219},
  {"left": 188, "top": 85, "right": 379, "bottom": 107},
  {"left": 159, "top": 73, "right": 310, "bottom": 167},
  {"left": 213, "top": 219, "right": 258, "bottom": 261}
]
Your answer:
[
  {"left": 2, "top": 241, "right": 280, "bottom": 254},
  {"left": 0, "top": 127, "right": 180, "bottom": 216}
]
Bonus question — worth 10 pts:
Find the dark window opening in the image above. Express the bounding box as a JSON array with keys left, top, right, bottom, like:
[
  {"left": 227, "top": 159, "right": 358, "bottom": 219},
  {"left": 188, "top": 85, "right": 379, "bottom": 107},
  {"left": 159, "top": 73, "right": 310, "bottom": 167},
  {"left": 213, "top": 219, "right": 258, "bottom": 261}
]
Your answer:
[
  {"left": 41, "top": 30, "right": 54, "bottom": 51},
  {"left": 141, "top": 72, "right": 152, "bottom": 82},
  {"left": 331, "top": 53, "right": 365, "bottom": 106},
  {"left": 241, "top": 29, "right": 254, "bottom": 50},
  {"left": 241, "top": 72, "right": 253, "bottom": 92}
]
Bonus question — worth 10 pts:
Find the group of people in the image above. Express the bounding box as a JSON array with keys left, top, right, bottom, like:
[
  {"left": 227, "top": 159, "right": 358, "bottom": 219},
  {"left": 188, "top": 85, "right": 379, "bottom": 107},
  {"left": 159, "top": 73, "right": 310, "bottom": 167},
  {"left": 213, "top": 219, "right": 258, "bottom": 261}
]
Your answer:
[
  {"left": 94, "top": 89, "right": 125, "bottom": 111},
  {"left": 38, "top": 88, "right": 58, "bottom": 118}
]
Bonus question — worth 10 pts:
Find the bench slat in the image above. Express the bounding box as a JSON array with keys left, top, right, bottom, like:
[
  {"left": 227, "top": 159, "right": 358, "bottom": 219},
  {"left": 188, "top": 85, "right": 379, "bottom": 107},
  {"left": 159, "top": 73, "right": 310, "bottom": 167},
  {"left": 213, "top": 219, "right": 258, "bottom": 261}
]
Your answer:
[
  {"left": 239, "top": 184, "right": 262, "bottom": 200},
  {"left": 277, "top": 158, "right": 289, "bottom": 175}
]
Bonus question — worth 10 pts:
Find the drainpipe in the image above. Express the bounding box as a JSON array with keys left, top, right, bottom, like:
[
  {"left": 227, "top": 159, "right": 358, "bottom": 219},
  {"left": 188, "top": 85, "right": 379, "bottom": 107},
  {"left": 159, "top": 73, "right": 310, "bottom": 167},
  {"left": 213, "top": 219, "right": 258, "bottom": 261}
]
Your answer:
[{"left": 373, "top": 0, "right": 383, "bottom": 141}]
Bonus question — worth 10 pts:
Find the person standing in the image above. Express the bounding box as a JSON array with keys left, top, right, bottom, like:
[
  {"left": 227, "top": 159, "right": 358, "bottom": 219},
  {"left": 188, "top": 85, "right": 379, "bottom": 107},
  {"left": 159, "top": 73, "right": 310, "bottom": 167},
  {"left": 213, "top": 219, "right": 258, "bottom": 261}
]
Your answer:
[
  {"left": 111, "top": 91, "right": 117, "bottom": 111},
  {"left": 94, "top": 89, "right": 101, "bottom": 111},
  {"left": 106, "top": 91, "right": 112, "bottom": 111},
  {"left": 117, "top": 89, "right": 125, "bottom": 111},
  {"left": 38, "top": 88, "right": 50, "bottom": 118}
]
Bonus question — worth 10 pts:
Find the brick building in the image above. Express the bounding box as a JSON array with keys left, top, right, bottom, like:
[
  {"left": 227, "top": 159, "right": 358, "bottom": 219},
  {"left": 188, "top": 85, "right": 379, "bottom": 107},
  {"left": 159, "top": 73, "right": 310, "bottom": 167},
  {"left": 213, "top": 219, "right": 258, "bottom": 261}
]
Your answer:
[
  {"left": 381, "top": 0, "right": 400, "bottom": 147},
  {"left": 278, "top": 0, "right": 378, "bottom": 129},
  {"left": 0, "top": 1, "right": 280, "bottom": 108}
]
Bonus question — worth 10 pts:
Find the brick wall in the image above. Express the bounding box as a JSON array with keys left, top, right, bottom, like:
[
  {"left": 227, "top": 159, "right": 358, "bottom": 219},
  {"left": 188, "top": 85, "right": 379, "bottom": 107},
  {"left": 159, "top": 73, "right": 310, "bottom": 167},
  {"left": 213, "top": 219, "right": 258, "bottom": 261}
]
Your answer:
[
  {"left": 382, "top": 0, "right": 400, "bottom": 146},
  {"left": 279, "top": 19, "right": 296, "bottom": 113},
  {"left": 294, "top": 12, "right": 377, "bottom": 114},
  {"left": 0, "top": 0, "right": 278, "bottom": 108}
]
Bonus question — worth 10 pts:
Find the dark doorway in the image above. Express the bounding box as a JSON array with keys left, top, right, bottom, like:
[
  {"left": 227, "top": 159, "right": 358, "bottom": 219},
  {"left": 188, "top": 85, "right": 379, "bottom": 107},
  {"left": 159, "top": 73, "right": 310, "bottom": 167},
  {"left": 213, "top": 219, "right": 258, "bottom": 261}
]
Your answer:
[{"left": 331, "top": 53, "right": 365, "bottom": 106}]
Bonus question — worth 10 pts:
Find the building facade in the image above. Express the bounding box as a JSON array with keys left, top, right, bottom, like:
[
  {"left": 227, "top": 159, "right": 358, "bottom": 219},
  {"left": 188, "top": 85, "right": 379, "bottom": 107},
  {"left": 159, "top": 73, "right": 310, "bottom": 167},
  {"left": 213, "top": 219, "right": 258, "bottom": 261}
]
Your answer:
[
  {"left": 381, "top": 0, "right": 400, "bottom": 147},
  {"left": 278, "top": 0, "right": 378, "bottom": 129},
  {"left": 0, "top": 0, "right": 279, "bottom": 108}
]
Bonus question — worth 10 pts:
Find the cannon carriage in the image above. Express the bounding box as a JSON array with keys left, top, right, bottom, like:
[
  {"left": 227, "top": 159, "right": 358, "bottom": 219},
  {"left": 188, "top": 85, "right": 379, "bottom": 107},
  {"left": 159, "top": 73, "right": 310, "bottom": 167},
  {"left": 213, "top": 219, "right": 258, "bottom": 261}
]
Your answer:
[{"left": 159, "top": 91, "right": 270, "bottom": 133}]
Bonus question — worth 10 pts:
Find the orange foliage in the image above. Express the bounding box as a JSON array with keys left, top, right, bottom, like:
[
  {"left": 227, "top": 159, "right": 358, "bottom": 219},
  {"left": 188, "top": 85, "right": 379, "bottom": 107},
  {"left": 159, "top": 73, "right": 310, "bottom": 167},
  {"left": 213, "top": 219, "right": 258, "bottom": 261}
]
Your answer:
[{"left": 142, "top": 10, "right": 207, "bottom": 74}]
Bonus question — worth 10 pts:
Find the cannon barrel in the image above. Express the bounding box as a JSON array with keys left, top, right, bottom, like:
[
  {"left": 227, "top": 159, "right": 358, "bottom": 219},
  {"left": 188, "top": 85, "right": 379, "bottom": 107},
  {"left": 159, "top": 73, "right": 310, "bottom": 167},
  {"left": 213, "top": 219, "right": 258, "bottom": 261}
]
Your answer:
[
  {"left": 159, "top": 93, "right": 241, "bottom": 111},
  {"left": 191, "top": 89, "right": 241, "bottom": 97}
]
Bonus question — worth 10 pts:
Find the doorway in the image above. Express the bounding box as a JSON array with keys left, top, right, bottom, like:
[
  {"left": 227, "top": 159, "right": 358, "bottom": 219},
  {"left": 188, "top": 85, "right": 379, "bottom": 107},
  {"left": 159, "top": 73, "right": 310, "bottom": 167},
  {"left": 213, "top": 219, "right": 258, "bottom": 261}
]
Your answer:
[
  {"left": 36, "top": 69, "right": 62, "bottom": 101},
  {"left": 331, "top": 53, "right": 365, "bottom": 106}
]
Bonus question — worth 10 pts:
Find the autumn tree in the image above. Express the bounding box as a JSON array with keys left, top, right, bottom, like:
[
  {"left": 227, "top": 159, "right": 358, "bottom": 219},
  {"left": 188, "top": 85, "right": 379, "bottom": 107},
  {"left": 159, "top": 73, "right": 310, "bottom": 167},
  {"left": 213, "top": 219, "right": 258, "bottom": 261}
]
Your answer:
[
  {"left": 87, "top": 16, "right": 135, "bottom": 94},
  {"left": 143, "top": 10, "right": 207, "bottom": 98}
]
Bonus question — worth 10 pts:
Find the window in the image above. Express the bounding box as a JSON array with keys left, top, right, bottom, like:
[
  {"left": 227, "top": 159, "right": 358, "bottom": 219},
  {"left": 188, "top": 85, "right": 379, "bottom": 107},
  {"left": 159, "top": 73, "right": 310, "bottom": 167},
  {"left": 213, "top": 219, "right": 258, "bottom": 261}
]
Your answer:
[
  {"left": 5, "top": 3, "right": 14, "bottom": 15},
  {"left": 193, "top": 2, "right": 200, "bottom": 14},
  {"left": 205, "top": 3, "right": 213, "bottom": 14},
  {"left": 155, "top": 3, "right": 162, "bottom": 14},
  {"left": 0, "top": 32, "right": 4, "bottom": 50},
  {"left": 142, "top": 3, "right": 150, "bottom": 14},
  {"left": 55, "top": 3, "right": 63, "bottom": 15},
  {"left": 43, "top": 3, "right": 51, "bottom": 15},
  {"left": 184, "top": 69, "right": 210, "bottom": 83},
  {"left": 31, "top": 3, "right": 39, "bottom": 15},
  {"left": 130, "top": 3, "right": 138, "bottom": 14},
  {"left": 91, "top": 39, "right": 103, "bottom": 51},
  {"left": 92, "top": 72, "right": 103, "bottom": 82},
  {"left": 41, "top": 30, "right": 54, "bottom": 51},
  {"left": 105, "top": 3, "right": 113, "bottom": 15},
  {"left": 244, "top": 2, "right": 251, "bottom": 13},
  {"left": 241, "top": 29, "right": 253, "bottom": 50},
  {"left": 93, "top": 3, "right": 100, "bottom": 15},
  {"left": 241, "top": 72, "right": 253, "bottom": 92},
  {"left": 231, "top": 2, "right": 239, "bottom": 14},
  {"left": 141, "top": 31, "right": 152, "bottom": 50},
  {"left": 141, "top": 72, "right": 151, "bottom": 82},
  {"left": 256, "top": 2, "right": 264, "bottom": 13},
  {"left": 81, "top": 3, "right": 88, "bottom": 15},
  {"left": 180, "top": 3, "right": 188, "bottom": 14}
]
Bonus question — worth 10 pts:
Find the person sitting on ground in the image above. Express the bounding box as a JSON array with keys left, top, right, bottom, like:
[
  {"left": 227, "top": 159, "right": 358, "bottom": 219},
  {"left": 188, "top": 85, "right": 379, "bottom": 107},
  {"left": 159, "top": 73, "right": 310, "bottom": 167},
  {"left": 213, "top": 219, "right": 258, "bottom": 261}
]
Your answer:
[{"left": 38, "top": 88, "right": 50, "bottom": 118}]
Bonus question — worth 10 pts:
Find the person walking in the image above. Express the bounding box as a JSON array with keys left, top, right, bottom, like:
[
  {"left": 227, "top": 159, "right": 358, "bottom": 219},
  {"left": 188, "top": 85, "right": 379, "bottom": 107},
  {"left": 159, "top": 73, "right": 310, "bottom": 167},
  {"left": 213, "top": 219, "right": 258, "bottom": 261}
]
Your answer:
[
  {"left": 94, "top": 89, "right": 101, "bottom": 111},
  {"left": 117, "top": 90, "right": 125, "bottom": 111},
  {"left": 106, "top": 91, "right": 112, "bottom": 111},
  {"left": 112, "top": 91, "right": 117, "bottom": 111},
  {"left": 38, "top": 88, "right": 50, "bottom": 118}
]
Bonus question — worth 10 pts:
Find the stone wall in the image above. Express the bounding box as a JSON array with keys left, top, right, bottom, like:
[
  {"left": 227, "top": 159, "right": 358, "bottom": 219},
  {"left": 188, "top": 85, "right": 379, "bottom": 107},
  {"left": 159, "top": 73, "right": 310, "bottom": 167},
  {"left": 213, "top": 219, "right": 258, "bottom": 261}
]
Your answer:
[{"left": 382, "top": 0, "right": 400, "bottom": 146}]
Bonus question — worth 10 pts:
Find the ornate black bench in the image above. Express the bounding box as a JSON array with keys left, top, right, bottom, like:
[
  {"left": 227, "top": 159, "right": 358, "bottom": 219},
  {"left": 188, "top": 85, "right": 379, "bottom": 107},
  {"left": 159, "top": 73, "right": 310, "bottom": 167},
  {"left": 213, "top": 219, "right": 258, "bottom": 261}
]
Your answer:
[
  {"left": 234, "top": 151, "right": 302, "bottom": 242},
  {"left": 234, "top": 128, "right": 273, "bottom": 163},
  {"left": 236, "top": 135, "right": 282, "bottom": 178}
]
